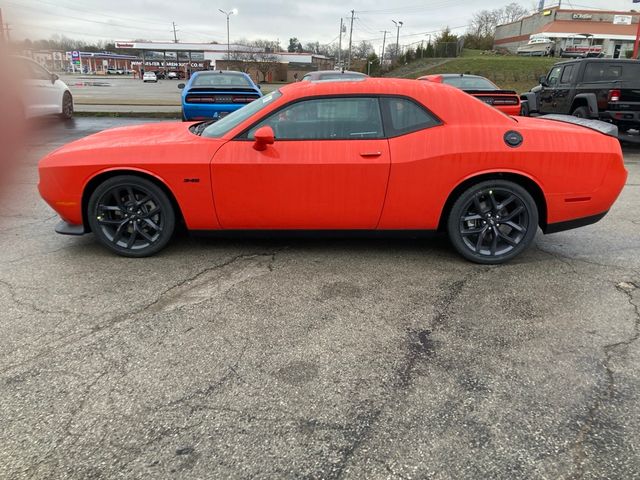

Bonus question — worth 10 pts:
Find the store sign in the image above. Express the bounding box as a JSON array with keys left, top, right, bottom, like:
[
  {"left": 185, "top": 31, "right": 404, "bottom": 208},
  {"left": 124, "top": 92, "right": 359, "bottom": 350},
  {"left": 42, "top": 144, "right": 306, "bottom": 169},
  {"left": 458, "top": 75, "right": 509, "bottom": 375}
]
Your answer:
[
  {"left": 115, "top": 42, "right": 135, "bottom": 48},
  {"left": 572, "top": 13, "right": 593, "bottom": 20},
  {"left": 613, "top": 15, "right": 632, "bottom": 25},
  {"left": 71, "top": 50, "right": 81, "bottom": 66},
  {"left": 141, "top": 60, "right": 205, "bottom": 68}
]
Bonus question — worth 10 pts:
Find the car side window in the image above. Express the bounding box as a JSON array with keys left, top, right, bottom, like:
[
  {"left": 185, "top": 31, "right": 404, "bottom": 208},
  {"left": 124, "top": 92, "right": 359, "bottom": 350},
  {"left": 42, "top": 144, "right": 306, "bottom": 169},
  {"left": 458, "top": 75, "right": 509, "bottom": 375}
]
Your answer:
[
  {"left": 28, "top": 61, "right": 51, "bottom": 81},
  {"left": 547, "top": 66, "right": 562, "bottom": 86},
  {"left": 560, "top": 65, "right": 574, "bottom": 84},
  {"left": 584, "top": 63, "right": 623, "bottom": 82},
  {"left": 380, "top": 97, "right": 440, "bottom": 137},
  {"left": 247, "top": 97, "right": 383, "bottom": 140}
]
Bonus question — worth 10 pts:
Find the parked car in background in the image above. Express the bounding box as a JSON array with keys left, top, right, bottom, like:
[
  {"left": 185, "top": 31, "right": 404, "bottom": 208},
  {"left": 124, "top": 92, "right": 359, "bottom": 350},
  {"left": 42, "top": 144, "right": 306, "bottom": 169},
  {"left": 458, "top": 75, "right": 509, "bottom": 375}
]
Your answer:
[
  {"left": 520, "top": 59, "right": 640, "bottom": 133},
  {"left": 143, "top": 71, "right": 158, "bottom": 83},
  {"left": 301, "top": 70, "right": 367, "bottom": 81},
  {"left": 39, "top": 78, "right": 626, "bottom": 263},
  {"left": 419, "top": 74, "right": 521, "bottom": 116},
  {"left": 179, "top": 70, "right": 262, "bottom": 121},
  {"left": 167, "top": 71, "right": 179, "bottom": 79},
  {"left": 14, "top": 55, "right": 73, "bottom": 120}
]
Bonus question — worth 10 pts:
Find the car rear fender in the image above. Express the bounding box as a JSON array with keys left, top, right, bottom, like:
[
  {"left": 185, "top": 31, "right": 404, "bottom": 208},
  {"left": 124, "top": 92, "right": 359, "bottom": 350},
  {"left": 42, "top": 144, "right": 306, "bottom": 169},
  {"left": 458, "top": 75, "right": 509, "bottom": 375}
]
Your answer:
[{"left": 438, "top": 170, "right": 548, "bottom": 231}]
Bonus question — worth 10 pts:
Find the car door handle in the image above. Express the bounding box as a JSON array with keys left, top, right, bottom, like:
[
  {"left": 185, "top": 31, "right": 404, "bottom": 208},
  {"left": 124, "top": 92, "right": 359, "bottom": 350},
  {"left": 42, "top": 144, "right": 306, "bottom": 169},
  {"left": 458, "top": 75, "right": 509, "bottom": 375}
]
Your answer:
[{"left": 360, "top": 151, "right": 382, "bottom": 157}]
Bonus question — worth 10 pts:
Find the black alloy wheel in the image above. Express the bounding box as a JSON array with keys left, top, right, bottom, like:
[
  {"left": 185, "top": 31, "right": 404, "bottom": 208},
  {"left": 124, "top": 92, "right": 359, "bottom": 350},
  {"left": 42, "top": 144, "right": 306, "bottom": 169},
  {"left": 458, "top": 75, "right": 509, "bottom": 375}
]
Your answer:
[
  {"left": 87, "top": 175, "right": 175, "bottom": 257},
  {"left": 60, "top": 92, "right": 74, "bottom": 120},
  {"left": 447, "top": 180, "right": 538, "bottom": 264}
]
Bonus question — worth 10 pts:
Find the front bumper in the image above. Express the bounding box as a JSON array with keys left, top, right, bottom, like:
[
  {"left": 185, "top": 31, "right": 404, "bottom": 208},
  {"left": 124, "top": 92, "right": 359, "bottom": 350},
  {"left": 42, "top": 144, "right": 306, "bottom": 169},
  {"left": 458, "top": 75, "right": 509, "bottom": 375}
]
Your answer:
[{"left": 55, "top": 220, "right": 86, "bottom": 236}]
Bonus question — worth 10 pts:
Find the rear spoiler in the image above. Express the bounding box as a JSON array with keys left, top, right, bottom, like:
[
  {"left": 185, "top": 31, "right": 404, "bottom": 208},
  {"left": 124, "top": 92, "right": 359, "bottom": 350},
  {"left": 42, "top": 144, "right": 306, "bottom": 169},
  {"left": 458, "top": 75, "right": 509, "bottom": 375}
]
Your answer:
[{"left": 540, "top": 114, "right": 618, "bottom": 138}]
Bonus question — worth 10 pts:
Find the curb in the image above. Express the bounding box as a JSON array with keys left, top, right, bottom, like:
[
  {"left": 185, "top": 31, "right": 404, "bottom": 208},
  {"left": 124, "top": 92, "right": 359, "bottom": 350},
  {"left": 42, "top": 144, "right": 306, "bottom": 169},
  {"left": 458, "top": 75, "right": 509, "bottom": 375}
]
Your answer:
[{"left": 74, "top": 111, "right": 181, "bottom": 119}]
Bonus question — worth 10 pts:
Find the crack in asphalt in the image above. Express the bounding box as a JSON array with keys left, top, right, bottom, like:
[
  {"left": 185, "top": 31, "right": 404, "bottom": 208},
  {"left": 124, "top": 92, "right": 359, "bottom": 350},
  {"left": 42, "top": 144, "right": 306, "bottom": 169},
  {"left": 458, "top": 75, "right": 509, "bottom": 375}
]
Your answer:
[
  {"left": 326, "top": 268, "right": 488, "bottom": 480},
  {"left": 0, "top": 250, "right": 283, "bottom": 376},
  {"left": 0, "top": 278, "right": 75, "bottom": 316},
  {"left": 569, "top": 281, "right": 639, "bottom": 480},
  {"left": 535, "top": 244, "right": 640, "bottom": 277}
]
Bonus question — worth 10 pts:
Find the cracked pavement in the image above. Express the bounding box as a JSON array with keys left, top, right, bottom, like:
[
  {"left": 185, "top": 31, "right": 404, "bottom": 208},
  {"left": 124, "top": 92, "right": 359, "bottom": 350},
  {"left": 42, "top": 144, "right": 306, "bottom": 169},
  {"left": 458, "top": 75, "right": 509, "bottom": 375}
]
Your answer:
[{"left": 0, "top": 117, "right": 639, "bottom": 479}]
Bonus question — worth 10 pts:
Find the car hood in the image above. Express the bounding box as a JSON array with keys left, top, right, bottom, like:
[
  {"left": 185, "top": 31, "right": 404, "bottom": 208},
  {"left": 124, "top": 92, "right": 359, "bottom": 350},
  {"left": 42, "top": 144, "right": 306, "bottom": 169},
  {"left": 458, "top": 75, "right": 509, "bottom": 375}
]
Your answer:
[{"left": 51, "top": 121, "right": 203, "bottom": 154}]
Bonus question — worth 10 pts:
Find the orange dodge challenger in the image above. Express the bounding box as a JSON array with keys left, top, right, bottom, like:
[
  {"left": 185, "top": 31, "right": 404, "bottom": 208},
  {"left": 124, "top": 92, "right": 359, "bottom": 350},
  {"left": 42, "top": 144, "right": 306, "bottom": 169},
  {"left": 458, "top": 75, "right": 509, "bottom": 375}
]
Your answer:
[
  {"left": 38, "top": 78, "right": 627, "bottom": 263},
  {"left": 418, "top": 74, "right": 522, "bottom": 116}
]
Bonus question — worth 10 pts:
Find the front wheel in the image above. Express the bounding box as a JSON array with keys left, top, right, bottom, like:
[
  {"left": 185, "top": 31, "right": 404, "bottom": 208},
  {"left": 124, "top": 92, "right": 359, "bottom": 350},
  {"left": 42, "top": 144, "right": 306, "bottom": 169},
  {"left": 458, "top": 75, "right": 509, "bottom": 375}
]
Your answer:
[
  {"left": 60, "top": 92, "right": 73, "bottom": 120},
  {"left": 87, "top": 175, "right": 175, "bottom": 257},
  {"left": 447, "top": 180, "right": 538, "bottom": 264}
]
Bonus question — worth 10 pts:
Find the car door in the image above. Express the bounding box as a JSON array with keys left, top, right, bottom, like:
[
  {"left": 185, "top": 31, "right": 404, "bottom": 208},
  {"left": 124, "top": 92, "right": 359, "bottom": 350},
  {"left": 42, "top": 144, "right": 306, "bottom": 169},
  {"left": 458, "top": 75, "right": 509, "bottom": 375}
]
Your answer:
[
  {"left": 211, "top": 96, "right": 391, "bottom": 229},
  {"left": 554, "top": 64, "right": 576, "bottom": 113},
  {"left": 538, "top": 65, "right": 562, "bottom": 114},
  {"left": 25, "top": 60, "right": 60, "bottom": 116}
]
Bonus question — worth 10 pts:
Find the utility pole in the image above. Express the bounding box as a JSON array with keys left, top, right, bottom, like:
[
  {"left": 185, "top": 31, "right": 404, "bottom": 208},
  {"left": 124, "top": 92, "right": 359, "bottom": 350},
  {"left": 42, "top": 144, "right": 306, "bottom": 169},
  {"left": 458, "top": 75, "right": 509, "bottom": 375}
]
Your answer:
[
  {"left": 347, "top": 9, "right": 355, "bottom": 70},
  {"left": 172, "top": 22, "right": 178, "bottom": 43},
  {"left": 634, "top": 12, "right": 640, "bottom": 60},
  {"left": 380, "top": 30, "right": 389, "bottom": 67},
  {"left": 338, "top": 18, "right": 344, "bottom": 68},
  {"left": 392, "top": 20, "right": 403, "bottom": 62}
]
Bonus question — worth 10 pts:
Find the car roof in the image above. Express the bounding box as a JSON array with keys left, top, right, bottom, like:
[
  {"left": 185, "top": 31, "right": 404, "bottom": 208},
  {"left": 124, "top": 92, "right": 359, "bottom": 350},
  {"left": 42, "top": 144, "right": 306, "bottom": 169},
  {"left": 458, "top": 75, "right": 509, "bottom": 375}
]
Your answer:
[
  {"left": 553, "top": 58, "right": 640, "bottom": 66},
  {"left": 193, "top": 70, "right": 249, "bottom": 76},
  {"left": 280, "top": 76, "right": 443, "bottom": 97}
]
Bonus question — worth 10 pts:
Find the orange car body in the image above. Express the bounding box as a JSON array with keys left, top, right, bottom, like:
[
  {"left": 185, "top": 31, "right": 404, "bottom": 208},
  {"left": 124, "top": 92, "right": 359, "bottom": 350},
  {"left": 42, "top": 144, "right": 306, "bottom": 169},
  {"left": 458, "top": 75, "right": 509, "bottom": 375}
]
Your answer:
[{"left": 39, "top": 78, "right": 627, "bottom": 236}]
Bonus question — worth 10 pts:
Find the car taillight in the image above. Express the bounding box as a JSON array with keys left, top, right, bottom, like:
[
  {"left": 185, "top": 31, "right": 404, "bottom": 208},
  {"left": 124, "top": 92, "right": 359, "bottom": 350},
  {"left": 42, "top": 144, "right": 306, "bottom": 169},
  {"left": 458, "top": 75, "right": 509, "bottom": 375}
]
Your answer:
[
  {"left": 608, "top": 89, "right": 621, "bottom": 102},
  {"left": 232, "top": 96, "right": 258, "bottom": 103},
  {"left": 492, "top": 97, "right": 519, "bottom": 105}
]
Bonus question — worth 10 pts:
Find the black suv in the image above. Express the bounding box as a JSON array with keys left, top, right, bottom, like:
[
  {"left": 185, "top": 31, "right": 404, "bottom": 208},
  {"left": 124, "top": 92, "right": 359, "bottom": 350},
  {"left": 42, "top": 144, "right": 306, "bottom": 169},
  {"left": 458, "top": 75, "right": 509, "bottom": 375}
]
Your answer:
[{"left": 521, "top": 59, "right": 640, "bottom": 132}]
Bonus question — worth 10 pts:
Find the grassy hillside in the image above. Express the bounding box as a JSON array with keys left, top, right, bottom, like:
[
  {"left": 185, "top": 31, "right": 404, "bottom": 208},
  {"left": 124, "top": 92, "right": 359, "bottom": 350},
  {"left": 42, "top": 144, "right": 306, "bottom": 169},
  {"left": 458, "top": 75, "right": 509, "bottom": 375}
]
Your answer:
[{"left": 386, "top": 53, "right": 558, "bottom": 93}]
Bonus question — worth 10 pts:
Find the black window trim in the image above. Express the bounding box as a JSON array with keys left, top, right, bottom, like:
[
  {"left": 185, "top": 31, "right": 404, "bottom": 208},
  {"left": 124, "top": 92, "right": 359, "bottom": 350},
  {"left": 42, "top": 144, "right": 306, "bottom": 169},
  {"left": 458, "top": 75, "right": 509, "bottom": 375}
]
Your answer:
[{"left": 234, "top": 94, "right": 442, "bottom": 141}]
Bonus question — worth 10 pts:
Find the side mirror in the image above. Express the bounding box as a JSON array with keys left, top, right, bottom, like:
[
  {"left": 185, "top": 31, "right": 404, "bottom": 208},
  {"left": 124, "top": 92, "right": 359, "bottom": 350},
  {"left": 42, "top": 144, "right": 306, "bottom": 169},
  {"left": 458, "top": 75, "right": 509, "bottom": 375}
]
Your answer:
[
  {"left": 177, "top": 83, "right": 185, "bottom": 89},
  {"left": 539, "top": 75, "right": 548, "bottom": 87},
  {"left": 51, "top": 73, "right": 59, "bottom": 84},
  {"left": 257, "top": 84, "right": 262, "bottom": 90},
  {"left": 253, "top": 126, "right": 275, "bottom": 151}
]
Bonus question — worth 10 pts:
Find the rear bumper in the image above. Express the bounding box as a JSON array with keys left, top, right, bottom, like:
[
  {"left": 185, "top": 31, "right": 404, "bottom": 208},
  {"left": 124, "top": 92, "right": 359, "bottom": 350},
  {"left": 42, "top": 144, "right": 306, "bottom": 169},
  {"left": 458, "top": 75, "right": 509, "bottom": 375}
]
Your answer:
[
  {"left": 601, "top": 110, "right": 640, "bottom": 126},
  {"left": 182, "top": 103, "right": 244, "bottom": 121},
  {"left": 544, "top": 211, "right": 608, "bottom": 234}
]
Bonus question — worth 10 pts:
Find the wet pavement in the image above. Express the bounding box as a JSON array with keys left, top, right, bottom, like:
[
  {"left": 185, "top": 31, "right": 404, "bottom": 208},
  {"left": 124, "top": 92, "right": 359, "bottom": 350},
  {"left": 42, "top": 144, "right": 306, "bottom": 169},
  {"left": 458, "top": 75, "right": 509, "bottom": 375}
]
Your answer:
[{"left": 0, "top": 117, "right": 639, "bottom": 479}]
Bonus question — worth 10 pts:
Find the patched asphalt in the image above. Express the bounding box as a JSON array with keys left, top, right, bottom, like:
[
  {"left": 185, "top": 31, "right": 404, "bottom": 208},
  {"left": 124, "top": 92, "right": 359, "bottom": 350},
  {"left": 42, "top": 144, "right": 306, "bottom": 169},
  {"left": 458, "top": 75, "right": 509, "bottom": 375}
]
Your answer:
[{"left": 0, "top": 117, "right": 639, "bottom": 479}]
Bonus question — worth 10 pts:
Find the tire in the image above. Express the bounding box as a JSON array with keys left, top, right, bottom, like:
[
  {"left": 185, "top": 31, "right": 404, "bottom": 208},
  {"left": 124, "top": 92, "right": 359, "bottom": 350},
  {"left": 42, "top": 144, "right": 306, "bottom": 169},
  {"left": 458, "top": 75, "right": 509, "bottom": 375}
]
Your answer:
[
  {"left": 60, "top": 92, "right": 73, "bottom": 120},
  {"left": 572, "top": 106, "right": 589, "bottom": 118},
  {"left": 87, "top": 175, "right": 175, "bottom": 257},
  {"left": 447, "top": 180, "right": 538, "bottom": 264}
]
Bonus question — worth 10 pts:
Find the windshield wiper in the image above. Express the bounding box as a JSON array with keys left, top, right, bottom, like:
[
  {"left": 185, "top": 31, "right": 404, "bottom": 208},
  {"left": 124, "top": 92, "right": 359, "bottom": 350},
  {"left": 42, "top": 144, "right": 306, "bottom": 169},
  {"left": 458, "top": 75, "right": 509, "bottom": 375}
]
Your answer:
[{"left": 192, "top": 119, "right": 217, "bottom": 136}]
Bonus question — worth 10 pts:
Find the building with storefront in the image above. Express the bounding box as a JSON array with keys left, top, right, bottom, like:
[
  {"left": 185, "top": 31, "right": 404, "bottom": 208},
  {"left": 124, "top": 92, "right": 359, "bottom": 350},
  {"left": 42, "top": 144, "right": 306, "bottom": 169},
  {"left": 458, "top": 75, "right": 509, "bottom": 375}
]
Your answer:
[
  {"left": 114, "top": 41, "right": 334, "bottom": 82},
  {"left": 495, "top": 7, "right": 640, "bottom": 58}
]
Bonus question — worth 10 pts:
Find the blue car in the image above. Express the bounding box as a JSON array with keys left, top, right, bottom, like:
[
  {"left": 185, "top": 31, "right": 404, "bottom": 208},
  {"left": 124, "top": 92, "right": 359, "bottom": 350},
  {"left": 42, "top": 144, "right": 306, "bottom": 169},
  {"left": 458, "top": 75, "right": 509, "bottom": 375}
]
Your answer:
[{"left": 179, "top": 70, "right": 262, "bottom": 121}]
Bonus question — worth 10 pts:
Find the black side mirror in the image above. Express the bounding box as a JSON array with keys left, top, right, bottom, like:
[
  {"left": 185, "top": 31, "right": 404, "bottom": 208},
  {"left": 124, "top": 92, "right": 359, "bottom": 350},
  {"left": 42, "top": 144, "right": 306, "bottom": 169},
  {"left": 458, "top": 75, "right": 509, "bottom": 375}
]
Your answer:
[
  {"left": 539, "top": 75, "right": 548, "bottom": 87},
  {"left": 178, "top": 83, "right": 185, "bottom": 89}
]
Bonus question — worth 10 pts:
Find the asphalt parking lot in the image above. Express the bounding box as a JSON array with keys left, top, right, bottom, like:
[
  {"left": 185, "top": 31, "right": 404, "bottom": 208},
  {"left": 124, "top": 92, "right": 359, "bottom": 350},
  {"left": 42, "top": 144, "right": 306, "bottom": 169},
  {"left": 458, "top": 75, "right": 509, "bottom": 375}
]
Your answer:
[
  {"left": 1, "top": 117, "right": 639, "bottom": 479},
  {"left": 63, "top": 74, "right": 278, "bottom": 107}
]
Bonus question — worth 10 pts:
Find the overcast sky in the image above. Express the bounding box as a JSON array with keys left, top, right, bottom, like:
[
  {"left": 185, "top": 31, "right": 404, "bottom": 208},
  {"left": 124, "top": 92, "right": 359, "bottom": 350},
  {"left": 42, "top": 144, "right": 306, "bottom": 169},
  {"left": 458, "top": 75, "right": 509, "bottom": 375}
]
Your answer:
[{"left": 5, "top": 0, "right": 639, "bottom": 52}]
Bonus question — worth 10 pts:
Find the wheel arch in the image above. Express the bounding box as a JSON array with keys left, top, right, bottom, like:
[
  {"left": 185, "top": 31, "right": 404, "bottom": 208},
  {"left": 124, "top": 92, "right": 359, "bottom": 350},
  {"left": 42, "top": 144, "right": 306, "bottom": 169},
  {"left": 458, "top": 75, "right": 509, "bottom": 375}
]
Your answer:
[
  {"left": 81, "top": 168, "right": 185, "bottom": 233},
  {"left": 437, "top": 171, "right": 548, "bottom": 232},
  {"left": 570, "top": 93, "right": 598, "bottom": 116}
]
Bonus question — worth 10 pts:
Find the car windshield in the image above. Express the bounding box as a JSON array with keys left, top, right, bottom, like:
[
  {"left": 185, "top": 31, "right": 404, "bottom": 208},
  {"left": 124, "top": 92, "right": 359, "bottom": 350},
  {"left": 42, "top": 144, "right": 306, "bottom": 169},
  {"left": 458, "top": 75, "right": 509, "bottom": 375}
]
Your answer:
[
  {"left": 192, "top": 72, "right": 253, "bottom": 88},
  {"left": 442, "top": 76, "right": 498, "bottom": 90},
  {"left": 200, "top": 90, "right": 282, "bottom": 138}
]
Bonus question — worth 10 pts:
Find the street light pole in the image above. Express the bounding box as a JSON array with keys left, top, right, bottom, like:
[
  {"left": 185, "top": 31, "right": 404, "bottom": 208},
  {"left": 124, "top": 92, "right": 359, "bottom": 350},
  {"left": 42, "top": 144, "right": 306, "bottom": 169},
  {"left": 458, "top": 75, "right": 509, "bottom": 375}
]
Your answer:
[
  {"left": 392, "top": 20, "right": 403, "bottom": 62},
  {"left": 219, "top": 8, "right": 238, "bottom": 59}
]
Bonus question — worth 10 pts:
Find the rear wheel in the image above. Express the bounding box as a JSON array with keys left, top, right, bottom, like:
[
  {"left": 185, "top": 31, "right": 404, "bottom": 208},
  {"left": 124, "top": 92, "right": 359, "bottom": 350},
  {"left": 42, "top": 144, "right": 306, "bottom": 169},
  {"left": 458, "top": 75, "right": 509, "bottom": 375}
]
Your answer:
[
  {"left": 447, "top": 180, "right": 538, "bottom": 264},
  {"left": 87, "top": 175, "right": 175, "bottom": 257},
  {"left": 60, "top": 92, "right": 73, "bottom": 120},
  {"left": 572, "top": 106, "right": 589, "bottom": 118}
]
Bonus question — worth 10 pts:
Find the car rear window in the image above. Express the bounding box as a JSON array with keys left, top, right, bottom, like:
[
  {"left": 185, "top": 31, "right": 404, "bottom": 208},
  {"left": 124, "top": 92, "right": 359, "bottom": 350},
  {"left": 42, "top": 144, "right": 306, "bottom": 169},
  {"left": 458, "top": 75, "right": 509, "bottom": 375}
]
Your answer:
[
  {"left": 381, "top": 97, "right": 441, "bottom": 136},
  {"left": 192, "top": 73, "right": 253, "bottom": 88},
  {"left": 442, "top": 76, "right": 497, "bottom": 90},
  {"left": 583, "top": 63, "right": 623, "bottom": 82}
]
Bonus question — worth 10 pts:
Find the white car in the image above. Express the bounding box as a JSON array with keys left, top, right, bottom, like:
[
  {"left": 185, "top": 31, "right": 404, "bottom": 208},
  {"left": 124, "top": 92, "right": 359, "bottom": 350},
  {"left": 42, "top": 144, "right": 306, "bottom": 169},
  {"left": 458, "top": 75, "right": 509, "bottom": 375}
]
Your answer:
[
  {"left": 167, "top": 71, "right": 179, "bottom": 79},
  {"left": 143, "top": 71, "right": 158, "bottom": 83},
  {"left": 15, "top": 56, "right": 73, "bottom": 120}
]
